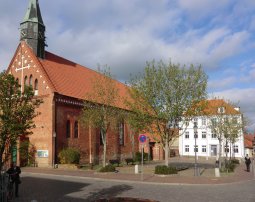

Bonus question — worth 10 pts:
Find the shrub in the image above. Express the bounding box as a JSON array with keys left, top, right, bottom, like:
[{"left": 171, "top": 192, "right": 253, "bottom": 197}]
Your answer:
[
  {"left": 134, "top": 152, "right": 149, "bottom": 162},
  {"left": 99, "top": 164, "right": 116, "bottom": 172},
  {"left": 58, "top": 148, "right": 80, "bottom": 164},
  {"left": 221, "top": 160, "right": 236, "bottom": 173},
  {"left": 154, "top": 165, "right": 178, "bottom": 175},
  {"left": 230, "top": 159, "right": 240, "bottom": 164}
]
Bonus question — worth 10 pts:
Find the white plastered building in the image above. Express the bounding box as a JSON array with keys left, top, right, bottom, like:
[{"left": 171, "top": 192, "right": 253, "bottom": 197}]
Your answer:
[{"left": 179, "top": 99, "right": 244, "bottom": 159}]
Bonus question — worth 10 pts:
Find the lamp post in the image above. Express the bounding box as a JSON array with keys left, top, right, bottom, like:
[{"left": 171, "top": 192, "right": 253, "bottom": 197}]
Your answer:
[{"left": 194, "top": 122, "right": 199, "bottom": 176}]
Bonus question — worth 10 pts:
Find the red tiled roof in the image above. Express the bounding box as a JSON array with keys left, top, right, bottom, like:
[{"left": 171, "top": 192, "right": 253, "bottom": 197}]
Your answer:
[
  {"left": 244, "top": 134, "right": 255, "bottom": 148},
  {"left": 8, "top": 42, "right": 130, "bottom": 110},
  {"left": 201, "top": 99, "right": 241, "bottom": 115}
]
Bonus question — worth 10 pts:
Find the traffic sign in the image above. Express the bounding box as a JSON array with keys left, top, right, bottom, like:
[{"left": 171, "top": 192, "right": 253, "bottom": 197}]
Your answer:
[{"left": 139, "top": 134, "right": 147, "bottom": 143}]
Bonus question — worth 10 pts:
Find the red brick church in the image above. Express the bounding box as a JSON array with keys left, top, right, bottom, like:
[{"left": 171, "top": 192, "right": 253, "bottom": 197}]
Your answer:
[{"left": 6, "top": 0, "right": 139, "bottom": 167}]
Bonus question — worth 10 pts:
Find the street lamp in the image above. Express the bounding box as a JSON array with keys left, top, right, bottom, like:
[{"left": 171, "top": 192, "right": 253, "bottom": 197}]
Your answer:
[{"left": 194, "top": 122, "right": 199, "bottom": 176}]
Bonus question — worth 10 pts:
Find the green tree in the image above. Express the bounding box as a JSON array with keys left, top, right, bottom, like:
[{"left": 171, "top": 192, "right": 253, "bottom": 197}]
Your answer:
[
  {"left": 208, "top": 100, "right": 244, "bottom": 168},
  {"left": 80, "top": 67, "right": 124, "bottom": 167},
  {"left": 126, "top": 60, "right": 207, "bottom": 166},
  {"left": 0, "top": 71, "right": 42, "bottom": 169}
]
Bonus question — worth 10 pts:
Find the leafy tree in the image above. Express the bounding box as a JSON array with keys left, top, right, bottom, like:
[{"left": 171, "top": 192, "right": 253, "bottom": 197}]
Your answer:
[
  {"left": 208, "top": 99, "right": 244, "bottom": 168},
  {"left": 80, "top": 67, "right": 124, "bottom": 167},
  {"left": 126, "top": 60, "right": 207, "bottom": 165},
  {"left": 0, "top": 71, "right": 42, "bottom": 169}
]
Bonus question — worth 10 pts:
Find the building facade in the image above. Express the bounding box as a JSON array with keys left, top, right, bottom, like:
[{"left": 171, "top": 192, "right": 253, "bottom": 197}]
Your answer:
[
  {"left": 179, "top": 99, "right": 245, "bottom": 159},
  {"left": 6, "top": 0, "right": 138, "bottom": 167}
]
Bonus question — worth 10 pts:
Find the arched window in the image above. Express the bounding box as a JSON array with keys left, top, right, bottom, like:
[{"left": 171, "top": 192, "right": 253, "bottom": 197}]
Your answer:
[
  {"left": 34, "top": 79, "right": 38, "bottom": 96},
  {"left": 74, "top": 121, "right": 79, "bottom": 138},
  {"left": 66, "top": 120, "right": 71, "bottom": 138},
  {"left": 119, "top": 121, "right": 124, "bottom": 146},
  {"left": 29, "top": 75, "right": 33, "bottom": 86},
  {"left": 16, "top": 78, "right": 19, "bottom": 83},
  {"left": 24, "top": 76, "right": 28, "bottom": 86}
]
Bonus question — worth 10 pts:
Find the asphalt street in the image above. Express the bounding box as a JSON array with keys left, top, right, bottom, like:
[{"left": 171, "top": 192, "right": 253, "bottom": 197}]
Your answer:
[{"left": 14, "top": 172, "right": 255, "bottom": 202}]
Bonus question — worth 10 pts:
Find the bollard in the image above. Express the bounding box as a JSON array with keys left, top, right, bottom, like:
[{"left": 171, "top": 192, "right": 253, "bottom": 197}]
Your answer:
[
  {"left": 215, "top": 168, "right": 220, "bottom": 177},
  {"left": 135, "top": 164, "right": 139, "bottom": 174}
]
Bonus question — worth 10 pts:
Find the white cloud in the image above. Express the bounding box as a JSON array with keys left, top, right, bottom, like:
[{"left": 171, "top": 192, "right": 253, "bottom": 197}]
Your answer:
[{"left": 208, "top": 76, "right": 236, "bottom": 90}]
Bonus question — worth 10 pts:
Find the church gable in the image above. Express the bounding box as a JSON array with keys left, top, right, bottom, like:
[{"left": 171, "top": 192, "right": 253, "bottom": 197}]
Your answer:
[{"left": 7, "top": 42, "right": 55, "bottom": 97}]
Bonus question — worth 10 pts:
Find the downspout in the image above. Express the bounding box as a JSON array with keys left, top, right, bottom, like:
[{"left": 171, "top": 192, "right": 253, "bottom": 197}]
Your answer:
[{"left": 52, "top": 93, "right": 57, "bottom": 167}]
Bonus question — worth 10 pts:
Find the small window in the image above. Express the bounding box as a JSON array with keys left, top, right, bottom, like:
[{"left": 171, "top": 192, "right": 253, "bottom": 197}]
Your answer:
[
  {"left": 202, "top": 132, "right": 206, "bottom": 138},
  {"left": 194, "top": 145, "right": 198, "bottom": 152},
  {"left": 211, "top": 133, "right": 217, "bottom": 139},
  {"left": 74, "top": 121, "right": 79, "bottom": 138},
  {"left": 29, "top": 75, "right": 33, "bottom": 87},
  {"left": 185, "top": 132, "right": 189, "bottom": 139},
  {"left": 194, "top": 132, "right": 198, "bottom": 139},
  {"left": 218, "top": 107, "right": 225, "bottom": 114},
  {"left": 185, "top": 145, "right": 189, "bottom": 152},
  {"left": 119, "top": 121, "right": 124, "bottom": 146},
  {"left": 202, "top": 145, "right": 206, "bottom": 153},
  {"left": 202, "top": 118, "right": 206, "bottom": 126},
  {"left": 234, "top": 145, "right": 239, "bottom": 153},
  {"left": 225, "top": 145, "right": 229, "bottom": 153},
  {"left": 66, "top": 120, "right": 70, "bottom": 138}
]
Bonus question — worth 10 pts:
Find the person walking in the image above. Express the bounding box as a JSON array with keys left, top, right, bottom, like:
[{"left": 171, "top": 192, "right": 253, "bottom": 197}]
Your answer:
[
  {"left": 7, "top": 162, "right": 21, "bottom": 197},
  {"left": 244, "top": 154, "right": 251, "bottom": 172}
]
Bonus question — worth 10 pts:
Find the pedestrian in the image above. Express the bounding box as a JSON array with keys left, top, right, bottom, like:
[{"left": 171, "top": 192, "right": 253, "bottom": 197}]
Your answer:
[
  {"left": 7, "top": 162, "right": 21, "bottom": 197},
  {"left": 244, "top": 154, "right": 251, "bottom": 172}
]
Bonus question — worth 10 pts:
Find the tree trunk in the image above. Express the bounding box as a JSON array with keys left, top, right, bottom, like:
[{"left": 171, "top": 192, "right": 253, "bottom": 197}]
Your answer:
[
  {"left": 218, "top": 139, "right": 222, "bottom": 169},
  {"left": 103, "top": 142, "right": 107, "bottom": 167},
  {"left": 164, "top": 138, "right": 169, "bottom": 166}
]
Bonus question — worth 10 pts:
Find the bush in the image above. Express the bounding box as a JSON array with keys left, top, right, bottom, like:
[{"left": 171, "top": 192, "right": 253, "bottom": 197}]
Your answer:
[
  {"left": 99, "top": 164, "right": 116, "bottom": 172},
  {"left": 221, "top": 160, "right": 236, "bottom": 173},
  {"left": 230, "top": 159, "right": 240, "bottom": 164},
  {"left": 134, "top": 152, "right": 149, "bottom": 162},
  {"left": 154, "top": 165, "right": 178, "bottom": 175},
  {"left": 58, "top": 148, "right": 80, "bottom": 164}
]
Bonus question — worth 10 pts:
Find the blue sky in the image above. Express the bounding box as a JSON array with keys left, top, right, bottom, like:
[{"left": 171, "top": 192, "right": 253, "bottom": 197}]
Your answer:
[{"left": 0, "top": 0, "right": 255, "bottom": 131}]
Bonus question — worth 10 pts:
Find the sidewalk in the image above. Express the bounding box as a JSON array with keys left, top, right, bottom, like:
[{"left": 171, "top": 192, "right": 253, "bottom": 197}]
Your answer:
[{"left": 21, "top": 158, "right": 255, "bottom": 185}]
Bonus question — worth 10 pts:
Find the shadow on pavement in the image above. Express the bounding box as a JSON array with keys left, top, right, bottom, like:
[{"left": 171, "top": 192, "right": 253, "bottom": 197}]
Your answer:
[
  {"left": 86, "top": 184, "right": 133, "bottom": 202},
  {"left": 16, "top": 176, "right": 90, "bottom": 202}
]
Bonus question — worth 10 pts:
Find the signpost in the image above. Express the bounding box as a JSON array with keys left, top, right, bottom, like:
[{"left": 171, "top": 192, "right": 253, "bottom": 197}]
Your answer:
[{"left": 138, "top": 134, "right": 147, "bottom": 181}]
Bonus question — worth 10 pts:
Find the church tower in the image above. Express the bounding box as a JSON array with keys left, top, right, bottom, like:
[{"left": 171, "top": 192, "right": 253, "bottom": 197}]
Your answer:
[{"left": 20, "top": 0, "right": 46, "bottom": 59}]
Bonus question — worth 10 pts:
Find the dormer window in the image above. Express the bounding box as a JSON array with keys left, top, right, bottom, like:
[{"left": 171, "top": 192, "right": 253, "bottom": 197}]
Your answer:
[{"left": 218, "top": 107, "right": 225, "bottom": 114}]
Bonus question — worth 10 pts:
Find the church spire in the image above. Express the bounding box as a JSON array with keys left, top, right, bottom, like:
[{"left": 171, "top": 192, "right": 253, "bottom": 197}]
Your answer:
[{"left": 20, "top": 0, "right": 46, "bottom": 59}]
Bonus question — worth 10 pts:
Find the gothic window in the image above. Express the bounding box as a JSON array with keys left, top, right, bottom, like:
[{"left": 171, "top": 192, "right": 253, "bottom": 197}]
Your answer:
[
  {"left": 24, "top": 76, "right": 28, "bottom": 86},
  {"left": 74, "top": 121, "right": 79, "bottom": 138},
  {"left": 119, "top": 121, "right": 124, "bottom": 146},
  {"left": 99, "top": 129, "right": 104, "bottom": 145},
  {"left": 29, "top": 74, "right": 33, "bottom": 87},
  {"left": 66, "top": 120, "right": 71, "bottom": 138},
  {"left": 34, "top": 79, "right": 38, "bottom": 96}
]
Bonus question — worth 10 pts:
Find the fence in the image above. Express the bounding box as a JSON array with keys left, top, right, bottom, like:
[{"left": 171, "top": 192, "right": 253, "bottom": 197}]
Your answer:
[{"left": 0, "top": 171, "right": 8, "bottom": 202}]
